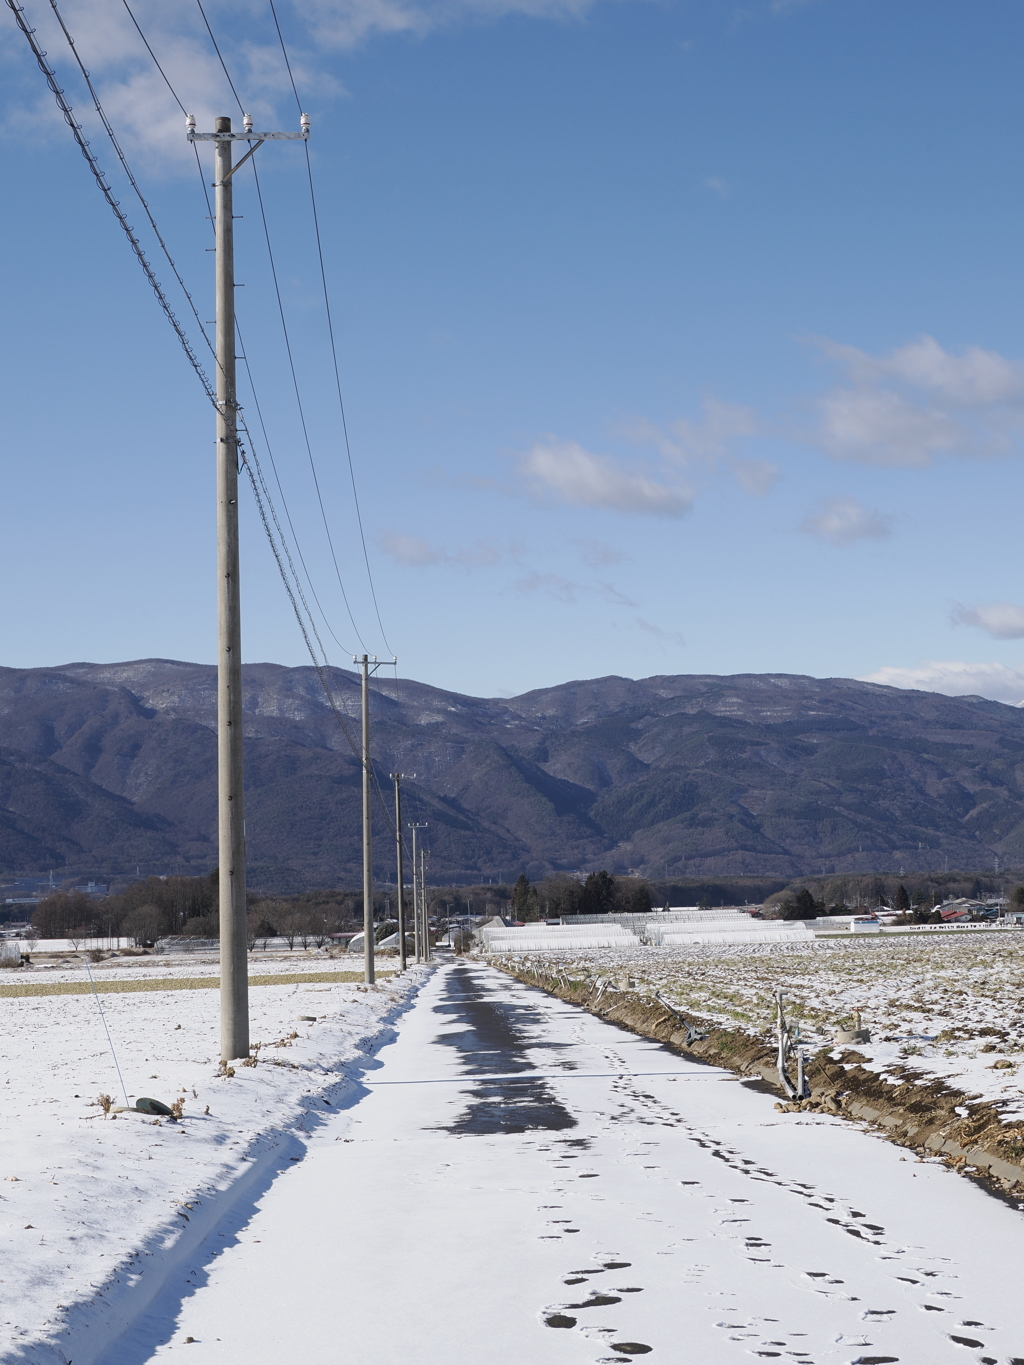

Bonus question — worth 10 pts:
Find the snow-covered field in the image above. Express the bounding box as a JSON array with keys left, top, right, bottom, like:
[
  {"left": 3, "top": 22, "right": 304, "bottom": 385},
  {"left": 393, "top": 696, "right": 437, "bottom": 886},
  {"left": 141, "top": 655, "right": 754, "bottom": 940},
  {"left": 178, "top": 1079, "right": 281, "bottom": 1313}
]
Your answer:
[
  {"left": 492, "top": 934, "right": 1024, "bottom": 1120},
  {"left": 0, "top": 958, "right": 428, "bottom": 1364},
  {"left": 5, "top": 948, "right": 398, "bottom": 982}
]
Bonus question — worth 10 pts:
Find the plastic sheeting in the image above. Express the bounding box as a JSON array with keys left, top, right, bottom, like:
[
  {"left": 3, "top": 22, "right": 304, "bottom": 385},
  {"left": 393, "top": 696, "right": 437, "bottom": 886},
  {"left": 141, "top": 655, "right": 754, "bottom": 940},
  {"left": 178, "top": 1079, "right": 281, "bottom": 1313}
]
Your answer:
[
  {"left": 482, "top": 925, "right": 641, "bottom": 953},
  {"left": 652, "top": 926, "right": 815, "bottom": 947}
]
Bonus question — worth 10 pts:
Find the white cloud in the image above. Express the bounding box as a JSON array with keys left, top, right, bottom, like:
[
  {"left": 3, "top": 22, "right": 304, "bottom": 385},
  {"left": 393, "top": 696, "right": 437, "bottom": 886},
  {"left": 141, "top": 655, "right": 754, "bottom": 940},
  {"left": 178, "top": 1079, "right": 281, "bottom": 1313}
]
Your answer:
[
  {"left": 810, "top": 335, "right": 1024, "bottom": 466},
  {"left": 620, "top": 398, "right": 758, "bottom": 465},
  {"left": 951, "top": 601, "right": 1024, "bottom": 640},
  {"left": 1, "top": 0, "right": 611, "bottom": 166},
  {"left": 705, "top": 176, "right": 729, "bottom": 199},
  {"left": 377, "top": 532, "right": 507, "bottom": 567},
  {"left": 518, "top": 440, "right": 693, "bottom": 516},
  {"left": 635, "top": 617, "right": 685, "bottom": 647},
  {"left": 861, "top": 660, "right": 1024, "bottom": 705},
  {"left": 514, "top": 573, "right": 637, "bottom": 606},
  {"left": 572, "top": 538, "right": 629, "bottom": 566},
  {"left": 304, "top": 0, "right": 599, "bottom": 48},
  {"left": 800, "top": 495, "right": 892, "bottom": 546},
  {"left": 731, "top": 457, "right": 780, "bottom": 495}
]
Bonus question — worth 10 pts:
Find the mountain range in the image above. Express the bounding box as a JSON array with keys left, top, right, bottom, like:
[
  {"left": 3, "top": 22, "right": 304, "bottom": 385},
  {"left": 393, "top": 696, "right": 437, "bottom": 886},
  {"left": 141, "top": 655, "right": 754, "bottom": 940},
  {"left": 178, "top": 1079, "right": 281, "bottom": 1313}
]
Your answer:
[{"left": 1, "top": 659, "right": 1023, "bottom": 891}]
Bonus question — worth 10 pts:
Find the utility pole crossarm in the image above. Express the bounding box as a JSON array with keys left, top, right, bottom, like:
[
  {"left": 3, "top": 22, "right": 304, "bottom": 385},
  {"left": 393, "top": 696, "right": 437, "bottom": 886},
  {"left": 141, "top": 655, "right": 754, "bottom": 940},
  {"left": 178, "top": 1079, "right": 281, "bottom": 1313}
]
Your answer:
[{"left": 187, "top": 113, "right": 310, "bottom": 141}]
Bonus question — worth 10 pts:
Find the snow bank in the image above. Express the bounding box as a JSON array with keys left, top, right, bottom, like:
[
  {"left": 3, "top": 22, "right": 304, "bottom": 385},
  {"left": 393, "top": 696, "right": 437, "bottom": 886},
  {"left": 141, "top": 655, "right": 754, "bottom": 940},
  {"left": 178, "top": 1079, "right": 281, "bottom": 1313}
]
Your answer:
[{"left": 0, "top": 961, "right": 429, "bottom": 1364}]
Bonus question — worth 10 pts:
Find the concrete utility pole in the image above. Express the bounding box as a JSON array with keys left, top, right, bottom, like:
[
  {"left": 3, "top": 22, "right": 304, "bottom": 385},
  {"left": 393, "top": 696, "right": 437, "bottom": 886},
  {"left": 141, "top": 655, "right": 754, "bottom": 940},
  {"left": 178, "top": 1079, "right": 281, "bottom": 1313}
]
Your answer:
[
  {"left": 187, "top": 111, "right": 309, "bottom": 1060},
  {"left": 391, "top": 774, "right": 407, "bottom": 972},
  {"left": 410, "top": 823, "right": 427, "bottom": 962},
  {"left": 359, "top": 655, "right": 374, "bottom": 985},
  {"left": 353, "top": 654, "right": 397, "bottom": 985},
  {"left": 420, "top": 841, "right": 430, "bottom": 961}
]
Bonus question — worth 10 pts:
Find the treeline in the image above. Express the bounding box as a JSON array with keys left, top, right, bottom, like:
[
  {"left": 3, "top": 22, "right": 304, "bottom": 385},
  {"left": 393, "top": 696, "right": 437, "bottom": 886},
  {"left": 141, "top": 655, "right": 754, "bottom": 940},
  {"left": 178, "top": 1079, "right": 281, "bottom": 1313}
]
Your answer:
[
  {"left": 763, "top": 872, "right": 1012, "bottom": 918},
  {"left": 29, "top": 875, "right": 369, "bottom": 947},
  {"left": 474, "top": 871, "right": 653, "bottom": 922}
]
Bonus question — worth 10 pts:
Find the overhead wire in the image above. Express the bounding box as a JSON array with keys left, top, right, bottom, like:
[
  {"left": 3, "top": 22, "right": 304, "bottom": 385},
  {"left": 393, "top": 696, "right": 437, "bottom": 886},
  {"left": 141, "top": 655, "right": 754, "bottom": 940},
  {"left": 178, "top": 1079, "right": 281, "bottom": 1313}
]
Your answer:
[
  {"left": 3, "top": 0, "right": 217, "bottom": 405},
  {"left": 190, "top": 0, "right": 406, "bottom": 843},
  {"left": 19, "top": 0, "right": 364, "bottom": 768},
  {"left": 37, "top": 0, "right": 343, "bottom": 705},
  {"left": 268, "top": 0, "right": 395, "bottom": 661},
  {"left": 191, "top": 0, "right": 373, "bottom": 655},
  {"left": 46, "top": 0, "right": 217, "bottom": 361},
  {"left": 188, "top": 0, "right": 406, "bottom": 847},
  {"left": 247, "top": 158, "right": 371, "bottom": 654},
  {"left": 14, "top": 0, "right": 407, "bottom": 849},
  {"left": 109, "top": 0, "right": 367, "bottom": 678},
  {"left": 119, "top": 0, "right": 214, "bottom": 224}
]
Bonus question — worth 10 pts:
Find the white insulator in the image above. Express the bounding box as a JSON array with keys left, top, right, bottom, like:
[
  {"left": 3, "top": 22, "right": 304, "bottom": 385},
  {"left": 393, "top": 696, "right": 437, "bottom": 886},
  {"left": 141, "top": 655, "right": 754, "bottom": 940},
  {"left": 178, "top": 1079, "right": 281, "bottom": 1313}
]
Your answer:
[
  {"left": 300, "top": 112, "right": 311, "bottom": 132},
  {"left": 186, "top": 113, "right": 196, "bottom": 134},
  {"left": 243, "top": 113, "right": 254, "bottom": 133}
]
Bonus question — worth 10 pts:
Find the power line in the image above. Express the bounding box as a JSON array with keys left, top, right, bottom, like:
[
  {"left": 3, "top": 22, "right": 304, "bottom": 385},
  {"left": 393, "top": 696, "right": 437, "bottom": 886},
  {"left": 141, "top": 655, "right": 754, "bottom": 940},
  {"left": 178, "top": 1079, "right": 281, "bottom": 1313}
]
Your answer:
[
  {"left": 5, "top": 0, "right": 217, "bottom": 404},
  {"left": 235, "top": 332, "right": 357, "bottom": 657},
  {"left": 190, "top": 0, "right": 375, "bottom": 655},
  {"left": 128, "top": 2, "right": 367, "bottom": 669},
  {"left": 183, "top": 6, "right": 405, "bottom": 844},
  {"left": 247, "top": 158, "right": 371, "bottom": 653},
  {"left": 46, "top": 0, "right": 216, "bottom": 364},
  {"left": 121, "top": 0, "right": 184, "bottom": 113},
  {"left": 194, "top": 0, "right": 244, "bottom": 115},
  {"left": 268, "top": 0, "right": 395, "bottom": 658},
  {"left": 17, "top": 0, "right": 407, "bottom": 851}
]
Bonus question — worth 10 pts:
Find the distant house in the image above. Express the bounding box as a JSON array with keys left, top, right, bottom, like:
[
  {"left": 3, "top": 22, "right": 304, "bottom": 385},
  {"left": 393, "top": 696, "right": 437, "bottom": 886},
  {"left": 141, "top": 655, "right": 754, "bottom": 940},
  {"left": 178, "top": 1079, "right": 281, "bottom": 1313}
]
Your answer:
[
  {"left": 73, "top": 882, "right": 108, "bottom": 896},
  {"left": 938, "top": 898, "right": 975, "bottom": 921}
]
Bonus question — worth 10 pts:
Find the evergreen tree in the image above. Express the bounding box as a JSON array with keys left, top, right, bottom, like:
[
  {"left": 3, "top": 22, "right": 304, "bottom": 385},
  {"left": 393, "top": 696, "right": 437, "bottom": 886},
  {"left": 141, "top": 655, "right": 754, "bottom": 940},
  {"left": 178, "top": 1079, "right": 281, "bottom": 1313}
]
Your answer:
[
  {"left": 782, "top": 888, "right": 818, "bottom": 920},
  {"left": 627, "top": 881, "right": 651, "bottom": 914},
  {"left": 511, "top": 874, "right": 539, "bottom": 922},
  {"left": 893, "top": 884, "right": 911, "bottom": 915},
  {"left": 580, "top": 870, "right": 616, "bottom": 916}
]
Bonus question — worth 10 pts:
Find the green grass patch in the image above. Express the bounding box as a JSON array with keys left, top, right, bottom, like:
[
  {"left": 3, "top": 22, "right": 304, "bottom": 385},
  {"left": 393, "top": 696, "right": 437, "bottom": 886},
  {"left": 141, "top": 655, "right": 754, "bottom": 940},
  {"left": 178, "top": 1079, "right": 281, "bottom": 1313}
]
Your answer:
[{"left": 0, "top": 969, "right": 373, "bottom": 999}]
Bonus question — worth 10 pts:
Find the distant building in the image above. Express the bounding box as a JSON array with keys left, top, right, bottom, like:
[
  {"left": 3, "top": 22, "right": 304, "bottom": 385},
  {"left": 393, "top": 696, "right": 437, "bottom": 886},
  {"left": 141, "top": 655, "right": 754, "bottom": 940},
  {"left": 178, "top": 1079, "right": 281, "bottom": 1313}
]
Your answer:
[{"left": 73, "top": 881, "right": 108, "bottom": 896}]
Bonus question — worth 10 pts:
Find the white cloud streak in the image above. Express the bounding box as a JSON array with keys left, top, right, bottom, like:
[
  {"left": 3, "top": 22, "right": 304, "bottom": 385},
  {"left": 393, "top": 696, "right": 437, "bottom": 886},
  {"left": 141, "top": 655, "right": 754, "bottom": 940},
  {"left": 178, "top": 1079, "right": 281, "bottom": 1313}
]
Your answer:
[
  {"left": 810, "top": 335, "right": 1024, "bottom": 467},
  {"left": 514, "top": 573, "right": 637, "bottom": 606},
  {"left": 731, "top": 457, "right": 781, "bottom": 495},
  {"left": 635, "top": 617, "right": 685, "bottom": 647},
  {"left": 950, "top": 601, "right": 1024, "bottom": 641},
  {"left": 800, "top": 495, "right": 892, "bottom": 546},
  {"left": 377, "top": 532, "right": 510, "bottom": 568},
  {"left": 572, "top": 538, "right": 629, "bottom": 566},
  {"left": 518, "top": 440, "right": 693, "bottom": 517},
  {"left": 620, "top": 398, "right": 758, "bottom": 464},
  {"left": 861, "top": 660, "right": 1024, "bottom": 705}
]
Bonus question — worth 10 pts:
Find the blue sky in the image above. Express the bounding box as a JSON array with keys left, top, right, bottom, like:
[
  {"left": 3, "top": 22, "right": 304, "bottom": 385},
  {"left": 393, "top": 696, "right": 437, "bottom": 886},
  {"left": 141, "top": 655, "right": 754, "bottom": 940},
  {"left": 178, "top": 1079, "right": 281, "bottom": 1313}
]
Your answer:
[{"left": 3, "top": 0, "right": 1024, "bottom": 701}]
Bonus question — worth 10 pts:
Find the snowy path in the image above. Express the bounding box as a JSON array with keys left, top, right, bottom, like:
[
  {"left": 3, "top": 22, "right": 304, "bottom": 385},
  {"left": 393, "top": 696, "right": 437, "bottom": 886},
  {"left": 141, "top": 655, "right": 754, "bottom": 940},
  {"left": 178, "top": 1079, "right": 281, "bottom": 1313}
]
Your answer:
[{"left": 115, "top": 961, "right": 1023, "bottom": 1365}]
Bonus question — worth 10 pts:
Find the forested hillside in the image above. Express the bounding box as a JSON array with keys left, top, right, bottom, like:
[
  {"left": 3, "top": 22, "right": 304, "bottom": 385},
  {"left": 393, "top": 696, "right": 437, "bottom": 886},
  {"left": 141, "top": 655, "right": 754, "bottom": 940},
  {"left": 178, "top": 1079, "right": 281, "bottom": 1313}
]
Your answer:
[{"left": 0, "top": 660, "right": 1022, "bottom": 890}]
